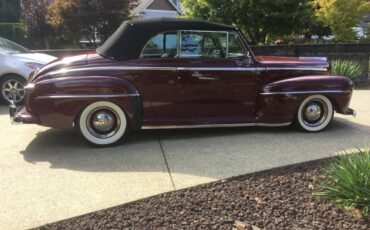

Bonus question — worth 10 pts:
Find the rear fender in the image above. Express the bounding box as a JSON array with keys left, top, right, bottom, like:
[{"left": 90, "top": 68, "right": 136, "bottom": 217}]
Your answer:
[{"left": 28, "top": 76, "right": 142, "bottom": 129}]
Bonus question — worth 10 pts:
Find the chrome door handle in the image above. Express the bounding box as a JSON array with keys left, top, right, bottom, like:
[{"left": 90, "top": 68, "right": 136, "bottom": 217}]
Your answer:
[
  {"left": 193, "top": 76, "right": 217, "bottom": 80},
  {"left": 192, "top": 73, "right": 203, "bottom": 78}
]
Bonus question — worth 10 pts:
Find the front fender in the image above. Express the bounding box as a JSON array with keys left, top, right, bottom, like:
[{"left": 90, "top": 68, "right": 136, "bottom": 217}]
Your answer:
[
  {"left": 256, "top": 75, "right": 354, "bottom": 123},
  {"left": 262, "top": 75, "right": 353, "bottom": 94},
  {"left": 27, "top": 75, "right": 142, "bottom": 129}
]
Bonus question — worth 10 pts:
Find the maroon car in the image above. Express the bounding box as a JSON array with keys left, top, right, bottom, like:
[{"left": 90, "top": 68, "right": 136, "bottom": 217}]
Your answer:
[{"left": 10, "top": 18, "right": 356, "bottom": 146}]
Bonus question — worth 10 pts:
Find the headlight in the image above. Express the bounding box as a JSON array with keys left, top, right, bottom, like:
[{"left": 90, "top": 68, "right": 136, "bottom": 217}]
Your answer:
[{"left": 26, "top": 62, "right": 44, "bottom": 70}]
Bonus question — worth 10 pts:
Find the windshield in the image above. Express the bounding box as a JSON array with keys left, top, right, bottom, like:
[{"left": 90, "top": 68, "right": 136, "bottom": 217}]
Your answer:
[{"left": 0, "top": 37, "right": 31, "bottom": 54}]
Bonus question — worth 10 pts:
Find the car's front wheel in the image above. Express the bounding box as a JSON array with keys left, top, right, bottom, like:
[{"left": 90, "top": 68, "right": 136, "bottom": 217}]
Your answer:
[
  {"left": 77, "top": 101, "right": 129, "bottom": 146},
  {"left": 294, "top": 95, "right": 334, "bottom": 132},
  {"left": 0, "top": 75, "right": 26, "bottom": 105}
]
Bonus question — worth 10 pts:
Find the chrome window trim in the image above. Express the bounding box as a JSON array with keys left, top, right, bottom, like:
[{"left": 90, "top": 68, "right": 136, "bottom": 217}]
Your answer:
[
  {"left": 36, "top": 93, "right": 140, "bottom": 99},
  {"left": 260, "top": 90, "right": 351, "bottom": 96},
  {"left": 226, "top": 32, "right": 229, "bottom": 58},
  {"left": 142, "top": 122, "right": 291, "bottom": 129},
  {"left": 181, "top": 30, "right": 231, "bottom": 34}
]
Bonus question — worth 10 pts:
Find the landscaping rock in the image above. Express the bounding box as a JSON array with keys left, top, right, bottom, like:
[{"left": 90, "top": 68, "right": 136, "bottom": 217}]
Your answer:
[{"left": 35, "top": 160, "right": 369, "bottom": 230}]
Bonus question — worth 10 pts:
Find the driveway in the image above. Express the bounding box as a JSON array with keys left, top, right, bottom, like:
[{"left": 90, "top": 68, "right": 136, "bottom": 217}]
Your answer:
[{"left": 1, "top": 90, "right": 369, "bottom": 229}]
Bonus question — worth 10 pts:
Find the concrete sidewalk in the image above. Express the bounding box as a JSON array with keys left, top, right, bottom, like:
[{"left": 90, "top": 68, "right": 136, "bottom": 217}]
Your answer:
[{"left": 1, "top": 90, "right": 369, "bottom": 229}]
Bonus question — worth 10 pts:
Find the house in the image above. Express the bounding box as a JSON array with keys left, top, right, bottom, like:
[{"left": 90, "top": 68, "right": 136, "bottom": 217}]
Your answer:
[
  {"left": 132, "top": 0, "right": 182, "bottom": 19},
  {"left": 358, "top": 13, "right": 370, "bottom": 38},
  {"left": 21, "top": 0, "right": 182, "bottom": 20}
]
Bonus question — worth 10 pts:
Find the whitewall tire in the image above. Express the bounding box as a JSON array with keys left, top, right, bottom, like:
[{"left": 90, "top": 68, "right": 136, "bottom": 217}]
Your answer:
[
  {"left": 77, "top": 101, "right": 128, "bottom": 146},
  {"left": 295, "top": 95, "right": 334, "bottom": 132}
]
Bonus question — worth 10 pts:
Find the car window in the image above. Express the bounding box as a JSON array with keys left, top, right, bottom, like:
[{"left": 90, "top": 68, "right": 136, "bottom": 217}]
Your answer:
[
  {"left": 228, "top": 33, "right": 246, "bottom": 58},
  {"left": 0, "top": 37, "right": 31, "bottom": 54},
  {"left": 140, "top": 32, "right": 178, "bottom": 59},
  {"left": 180, "top": 31, "right": 227, "bottom": 58}
]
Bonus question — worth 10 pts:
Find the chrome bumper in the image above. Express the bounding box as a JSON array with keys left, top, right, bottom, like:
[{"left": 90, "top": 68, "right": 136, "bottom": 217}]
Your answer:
[
  {"left": 9, "top": 101, "right": 23, "bottom": 124},
  {"left": 346, "top": 108, "right": 357, "bottom": 117}
]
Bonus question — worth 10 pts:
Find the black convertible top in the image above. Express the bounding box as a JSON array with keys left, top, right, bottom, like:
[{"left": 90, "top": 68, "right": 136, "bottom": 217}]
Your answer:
[{"left": 97, "top": 18, "right": 237, "bottom": 60}]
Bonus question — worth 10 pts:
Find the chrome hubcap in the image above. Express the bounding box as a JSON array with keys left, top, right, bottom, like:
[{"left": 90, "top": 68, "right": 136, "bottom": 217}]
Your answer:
[
  {"left": 304, "top": 103, "right": 322, "bottom": 122},
  {"left": 302, "top": 99, "right": 328, "bottom": 127},
  {"left": 1, "top": 79, "right": 25, "bottom": 102},
  {"left": 86, "top": 107, "right": 120, "bottom": 139},
  {"left": 92, "top": 112, "right": 115, "bottom": 132}
]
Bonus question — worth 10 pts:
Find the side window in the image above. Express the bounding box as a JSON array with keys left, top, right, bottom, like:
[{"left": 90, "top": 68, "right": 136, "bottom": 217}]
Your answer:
[
  {"left": 180, "top": 32, "right": 203, "bottom": 57},
  {"left": 140, "top": 31, "right": 178, "bottom": 59},
  {"left": 228, "top": 33, "right": 246, "bottom": 58},
  {"left": 180, "top": 31, "right": 227, "bottom": 58}
]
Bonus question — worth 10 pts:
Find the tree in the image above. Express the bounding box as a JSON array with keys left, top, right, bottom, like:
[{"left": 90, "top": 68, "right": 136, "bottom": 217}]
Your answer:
[
  {"left": 314, "top": 0, "right": 370, "bottom": 41},
  {"left": 21, "top": 0, "right": 54, "bottom": 49},
  {"left": 47, "top": 0, "right": 137, "bottom": 47},
  {"left": 182, "top": 0, "right": 315, "bottom": 44},
  {"left": 0, "top": 0, "right": 21, "bottom": 22}
]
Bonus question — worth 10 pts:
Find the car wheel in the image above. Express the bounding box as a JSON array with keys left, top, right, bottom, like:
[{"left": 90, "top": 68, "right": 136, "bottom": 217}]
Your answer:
[
  {"left": 294, "top": 95, "right": 334, "bottom": 132},
  {"left": 0, "top": 75, "right": 26, "bottom": 105},
  {"left": 77, "top": 101, "right": 129, "bottom": 146}
]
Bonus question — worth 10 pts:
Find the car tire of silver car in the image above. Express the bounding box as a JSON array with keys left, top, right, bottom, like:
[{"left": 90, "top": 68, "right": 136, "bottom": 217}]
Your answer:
[
  {"left": 77, "top": 101, "right": 129, "bottom": 146},
  {"left": 294, "top": 95, "right": 334, "bottom": 132},
  {"left": 0, "top": 75, "right": 26, "bottom": 105}
]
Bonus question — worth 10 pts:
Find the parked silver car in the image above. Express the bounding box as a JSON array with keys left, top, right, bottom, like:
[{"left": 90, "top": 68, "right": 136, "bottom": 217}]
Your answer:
[{"left": 0, "top": 37, "right": 56, "bottom": 104}]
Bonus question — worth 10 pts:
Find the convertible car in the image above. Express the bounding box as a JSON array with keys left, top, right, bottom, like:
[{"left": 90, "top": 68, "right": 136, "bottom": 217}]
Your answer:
[{"left": 10, "top": 18, "right": 356, "bottom": 146}]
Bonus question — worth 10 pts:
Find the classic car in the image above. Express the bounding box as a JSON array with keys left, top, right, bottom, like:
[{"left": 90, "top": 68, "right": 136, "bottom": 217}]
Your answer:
[
  {"left": 10, "top": 18, "right": 356, "bottom": 146},
  {"left": 0, "top": 36, "right": 56, "bottom": 104}
]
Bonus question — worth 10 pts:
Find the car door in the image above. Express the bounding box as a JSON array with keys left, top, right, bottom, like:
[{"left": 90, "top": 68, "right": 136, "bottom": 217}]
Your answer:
[
  {"left": 175, "top": 31, "right": 258, "bottom": 124},
  {"left": 130, "top": 31, "right": 179, "bottom": 125}
]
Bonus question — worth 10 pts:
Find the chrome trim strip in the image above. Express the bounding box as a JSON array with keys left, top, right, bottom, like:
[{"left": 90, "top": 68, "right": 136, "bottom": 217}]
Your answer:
[
  {"left": 266, "top": 67, "right": 327, "bottom": 71},
  {"left": 36, "top": 94, "right": 140, "bottom": 99},
  {"left": 260, "top": 90, "right": 351, "bottom": 95},
  {"left": 142, "top": 122, "right": 291, "bottom": 130},
  {"left": 256, "top": 122, "right": 292, "bottom": 127},
  {"left": 177, "top": 67, "right": 264, "bottom": 71},
  {"left": 49, "top": 66, "right": 177, "bottom": 75},
  {"left": 48, "top": 66, "right": 328, "bottom": 76}
]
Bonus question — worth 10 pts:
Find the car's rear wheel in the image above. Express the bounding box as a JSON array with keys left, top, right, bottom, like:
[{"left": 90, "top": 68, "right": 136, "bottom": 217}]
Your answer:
[
  {"left": 77, "top": 101, "right": 129, "bottom": 146},
  {"left": 0, "top": 75, "right": 26, "bottom": 105},
  {"left": 294, "top": 95, "right": 334, "bottom": 132}
]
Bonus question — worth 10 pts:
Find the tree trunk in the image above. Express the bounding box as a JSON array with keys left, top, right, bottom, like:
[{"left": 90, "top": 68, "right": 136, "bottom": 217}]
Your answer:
[{"left": 43, "top": 36, "right": 50, "bottom": 49}]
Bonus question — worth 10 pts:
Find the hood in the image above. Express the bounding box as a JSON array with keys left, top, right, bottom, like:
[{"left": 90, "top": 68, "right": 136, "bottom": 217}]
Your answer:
[
  {"left": 13, "top": 53, "right": 57, "bottom": 64},
  {"left": 257, "top": 56, "right": 329, "bottom": 67}
]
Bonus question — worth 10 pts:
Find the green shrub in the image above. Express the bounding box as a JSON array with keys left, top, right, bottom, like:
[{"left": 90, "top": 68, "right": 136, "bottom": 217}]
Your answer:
[
  {"left": 330, "top": 60, "right": 363, "bottom": 83},
  {"left": 316, "top": 149, "right": 370, "bottom": 216}
]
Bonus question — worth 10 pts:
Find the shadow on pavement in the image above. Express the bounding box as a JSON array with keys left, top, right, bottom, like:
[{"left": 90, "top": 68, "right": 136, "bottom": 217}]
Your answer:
[
  {"left": 20, "top": 117, "right": 370, "bottom": 179},
  {"left": 0, "top": 104, "right": 9, "bottom": 115}
]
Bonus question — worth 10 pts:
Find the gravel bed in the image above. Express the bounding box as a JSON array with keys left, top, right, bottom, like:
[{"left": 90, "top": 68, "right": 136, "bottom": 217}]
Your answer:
[{"left": 36, "top": 159, "right": 369, "bottom": 230}]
